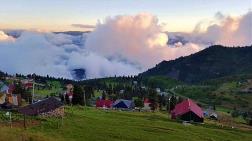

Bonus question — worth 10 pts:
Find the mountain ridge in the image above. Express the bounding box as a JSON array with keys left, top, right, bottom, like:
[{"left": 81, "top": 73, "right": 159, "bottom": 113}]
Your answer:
[{"left": 139, "top": 45, "right": 252, "bottom": 83}]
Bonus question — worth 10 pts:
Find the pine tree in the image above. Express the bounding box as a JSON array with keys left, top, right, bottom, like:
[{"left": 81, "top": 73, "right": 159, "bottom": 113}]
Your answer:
[
  {"left": 72, "top": 85, "right": 84, "bottom": 105},
  {"left": 148, "top": 88, "right": 158, "bottom": 111}
]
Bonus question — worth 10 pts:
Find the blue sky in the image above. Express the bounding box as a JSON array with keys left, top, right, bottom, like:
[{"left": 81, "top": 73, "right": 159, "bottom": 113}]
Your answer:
[{"left": 0, "top": 0, "right": 251, "bottom": 32}]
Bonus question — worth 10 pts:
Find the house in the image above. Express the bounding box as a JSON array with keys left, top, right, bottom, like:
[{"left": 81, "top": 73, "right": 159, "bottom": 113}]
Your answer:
[
  {"left": 0, "top": 83, "right": 21, "bottom": 106},
  {"left": 156, "top": 88, "right": 161, "bottom": 93},
  {"left": 11, "top": 94, "right": 21, "bottom": 106},
  {"left": 142, "top": 98, "right": 151, "bottom": 111},
  {"left": 171, "top": 99, "right": 204, "bottom": 122},
  {"left": 209, "top": 113, "right": 218, "bottom": 120},
  {"left": 66, "top": 84, "right": 74, "bottom": 93},
  {"left": 0, "top": 93, "right": 6, "bottom": 104},
  {"left": 24, "top": 82, "right": 33, "bottom": 89},
  {"left": 119, "top": 90, "right": 124, "bottom": 94},
  {"left": 65, "top": 84, "right": 74, "bottom": 102},
  {"left": 0, "top": 84, "right": 9, "bottom": 93},
  {"left": 0, "top": 83, "right": 8, "bottom": 104},
  {"left": 204, "top": 109, "right": 218, "bottom": 120},
  {"left": 18, "top": 97, "right": 64, "bottom": 117},
  {"left": 96, "top": 99, "right": 113, "bottom": 108},
  {"left": 240, "top": 87, "right": 252, "bottom": 93},
  {"left": 133, "top": 81, "right": 137, "bottom": 85},
  {"left": 21, "top": 79, "right": 33, "bottom": 89},
  {"left": 113, "top": 99, "right": 134, "bottom": 109}
]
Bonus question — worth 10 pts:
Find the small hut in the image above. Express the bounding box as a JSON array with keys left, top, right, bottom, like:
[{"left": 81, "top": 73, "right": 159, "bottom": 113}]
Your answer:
[
  {"left": 142, "top": 98, "right": 151, "bottom": 111},
  {"left": 171, "top": 99, "right": 204, "bottom": 122},
  {"left": 96, "top": 99, "right": 113, "bottom": 108},
  {"left": 113, "top": 99, "right": 134, "bottom": 109},
  {"left": 18, "top": 97, "right": 64, "bottom": 117}
]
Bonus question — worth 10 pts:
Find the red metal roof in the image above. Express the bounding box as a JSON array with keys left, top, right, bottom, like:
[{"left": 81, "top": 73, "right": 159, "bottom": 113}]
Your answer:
[
  {"left": 96, "top": 99, "right": 113, "bottom": 108},
  {"left": 171, "top": 99, "right": 203, "bottom": 118},
  {"left": 144, "top": 98, "right": 151, "bottom": 104},
  {"left": 67, "top": 92, "right": 73, "bottom": 96},
  {"left": 24, "top": 82, "right": 33, "bottom": 88}
]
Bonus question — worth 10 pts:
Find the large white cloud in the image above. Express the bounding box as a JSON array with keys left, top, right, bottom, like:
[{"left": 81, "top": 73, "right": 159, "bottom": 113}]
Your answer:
[
  {"left": 0, "top": 30, "right": 141, "bottom": 79},
  {"left": 173, "top": 11, "right": 252, "bottom": 46},
  {"left": 85, "top": 13, "right": 202, "bottom": 70}
]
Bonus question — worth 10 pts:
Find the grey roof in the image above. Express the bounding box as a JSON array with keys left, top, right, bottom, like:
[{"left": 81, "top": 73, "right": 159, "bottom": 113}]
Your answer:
[
  {"left": 18, "top": 97, "right": 63, "bottom": 116},
  {"left": 0, "top": 85, "right": 9, "bottom": 93}
]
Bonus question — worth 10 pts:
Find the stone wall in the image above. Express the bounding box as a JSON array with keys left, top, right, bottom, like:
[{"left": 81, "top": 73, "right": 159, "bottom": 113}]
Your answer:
[{"left": 39, "top": 106, "right": 64, "bottom": 118}]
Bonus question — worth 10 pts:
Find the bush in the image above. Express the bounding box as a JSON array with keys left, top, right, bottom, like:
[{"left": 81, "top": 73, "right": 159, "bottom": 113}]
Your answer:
[
  {"left": 231, "top": 110, "right": 240, "bottom": 118},
  {"left": 249, "top": 119, "right": 252, "bottom": 126}
]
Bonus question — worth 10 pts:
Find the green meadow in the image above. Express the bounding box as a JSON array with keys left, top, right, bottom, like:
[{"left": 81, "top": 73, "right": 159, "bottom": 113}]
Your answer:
[{"left": 1, "top": 106, "right": 251, "bottom": 141}]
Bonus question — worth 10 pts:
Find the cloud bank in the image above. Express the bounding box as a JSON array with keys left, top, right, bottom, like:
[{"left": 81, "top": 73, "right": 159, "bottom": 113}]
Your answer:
[
  {"left": 171, "top": 11, "right": 252, "bottom": 46},
  {"left": 0, "top": 12, "right": 251, "bottom": 79},
  {"left": 0, "top": 31, "right": 141, "bottom": 79},
  {"left": 85, "top": 13, "right": 202, "bottom": 69}
]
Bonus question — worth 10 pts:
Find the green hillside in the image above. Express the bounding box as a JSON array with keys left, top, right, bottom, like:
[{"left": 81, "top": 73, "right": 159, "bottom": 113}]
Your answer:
[
  {"left": 1, "top": 107, "right": 252, "bottom": 141},
  {"left": 140, "top": 45, "right": 252, "bottom": 83}
]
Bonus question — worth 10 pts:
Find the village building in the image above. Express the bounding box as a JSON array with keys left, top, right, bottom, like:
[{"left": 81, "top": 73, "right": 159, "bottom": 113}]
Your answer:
[
  {"left": 0, "top": 83, "right": 22, "bottom": 107},
  {"left": 96, "top": 99, "right": 113, "bottom": 108},
  {"left": 133, "top": 81, "right": 137, "bottom": 85},
  {"left": 171, "top": 99, "right": 204, "bottom": 122},
  {"left": 204, "top": 109, "right": 218, "bottom": 120},
  {"left": 113, "top": 99, "right": 135, "bottom": 109},
  {"left": 65, "top": 84, "right": 74, "bottom": 103},
  {"left": 22, "top": 80, "right": 33, "bottom": 89},
  {"left": 142, "top": 98, "right": 151, "bottom": 111},
  {"left": 66, "top": 84, "right": 74, "bottom": 93},
  {"left": 209, "top": 113, "right": 218, "bottom": 120},
  {"left": 18, "top": 97, "right": 64, "bottom": 117},
  {"left": 119, "top": 90, "right": 124, "bottom": 94}
]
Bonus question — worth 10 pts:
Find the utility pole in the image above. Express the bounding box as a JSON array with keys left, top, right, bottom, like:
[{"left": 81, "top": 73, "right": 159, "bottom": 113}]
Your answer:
[
  {"left": 6, "top": 111, "right": 12, "bottom": 128},
  {"left": 168, "top": 97, "right": 171, "bottom": 112},
  {"left": 32, "top": 82, "right": 35, "bottom": 104},
  {"left": 23, "top": 114, "right": 26, "bottom": 129},
  {"left": 83, "top": 90, "right": 86, "bottom": 107},
  {"left": 32, "top": 81, "right": 45, "bottom": 104}
]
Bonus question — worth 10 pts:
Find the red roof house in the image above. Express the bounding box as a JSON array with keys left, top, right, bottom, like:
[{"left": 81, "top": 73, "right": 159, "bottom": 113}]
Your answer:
[
  {"left": 143, "top": 98, "right": 151, "bottom": 111},
  {"left": 171, "top": 99, "right": 204, "bottom": 122},
  {"left": 24, "top": 82, "right": 33, "bottom": 89},
  {"left": 96, "top": 99, "right": 113, "bottom": 108},
  {"left": 144, "top": 98, "right": 151, "bottom": 104}
]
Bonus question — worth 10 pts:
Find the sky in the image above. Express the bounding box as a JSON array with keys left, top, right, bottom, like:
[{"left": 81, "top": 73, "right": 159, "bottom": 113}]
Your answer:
[{"left": 0, "top": 0, "right": 251, "bottom": 32}]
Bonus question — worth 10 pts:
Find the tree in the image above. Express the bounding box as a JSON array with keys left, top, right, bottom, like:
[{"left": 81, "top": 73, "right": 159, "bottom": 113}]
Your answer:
[
  {"left": 231, "top": 110, "right": 239, "bottom": 118},
  {"left": 158, "top": 95, "right": 167, "bottom": 111},
  {"left": 72, "top": 85, "right": 84, "bottom": 105},
  {"left": 148, "top": 88, "right": 158, "bottom": 111},
  {"left": 84, "top": 85, "right": 94, "bottom": 99},
  {"left": 102, "top": 91, "right": 106, "bottom": 100},
  {"left": 134, "top": 98, "right": 144, "bottom": 108},
  {"left": 169, "top": 95, "right": 177, "bottom": 112},
  {"left": 13, "top": 82, "right": 31, "bottom": 102}
]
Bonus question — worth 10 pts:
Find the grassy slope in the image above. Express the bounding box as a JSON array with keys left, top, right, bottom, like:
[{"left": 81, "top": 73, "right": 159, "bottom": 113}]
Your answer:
[
  {"left": 1, "top": 107, "right": 251, "bottom": 141},
  {"left": 34, "top": 81, "right": 63, "bottom": 96},
  {"left": 143, "top": 76, "right": 181, "bottom": 90},
  {"left": 0, "top": 127, "right": 55, "bottom": 141}
]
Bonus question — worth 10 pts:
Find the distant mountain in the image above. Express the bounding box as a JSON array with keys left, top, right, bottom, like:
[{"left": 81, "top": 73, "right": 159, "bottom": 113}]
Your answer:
[
  {"left": 54, "top": 31, "right": 90, "bottom": 36},
  {"left": 140, "top": 45, "right": 252, "bottom": 83}
]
